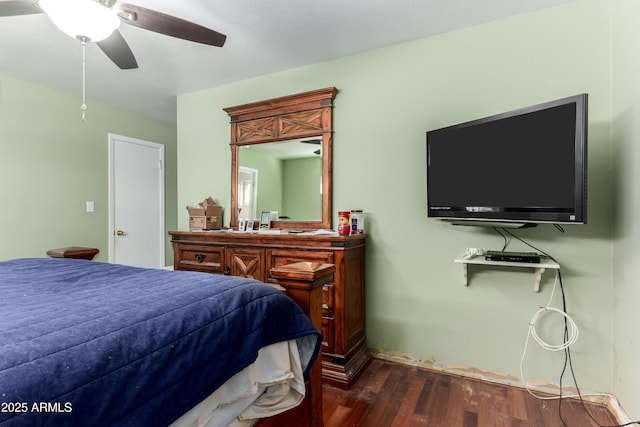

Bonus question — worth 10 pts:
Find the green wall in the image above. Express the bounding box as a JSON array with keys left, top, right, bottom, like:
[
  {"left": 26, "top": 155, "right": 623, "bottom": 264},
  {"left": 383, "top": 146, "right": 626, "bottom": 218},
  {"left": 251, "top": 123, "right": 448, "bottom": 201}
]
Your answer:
[
  {"left": 0, "top": 73, "right": 177, "bottom": 264},
  {"left": 177, "top": 0, "right": 639, "bottom": 418},
  {"left": 612, "top": 0, "right": 640, "bottom": 418},
  {"left": 282, "top": 157, "right": 322, "bottom": 220}
]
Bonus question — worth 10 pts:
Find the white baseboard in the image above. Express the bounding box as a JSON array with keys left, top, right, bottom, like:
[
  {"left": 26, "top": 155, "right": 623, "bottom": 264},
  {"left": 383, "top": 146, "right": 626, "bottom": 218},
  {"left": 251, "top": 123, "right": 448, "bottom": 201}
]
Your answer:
[{"left": 606, "top": 397, "right": 636, "bottom": 425}]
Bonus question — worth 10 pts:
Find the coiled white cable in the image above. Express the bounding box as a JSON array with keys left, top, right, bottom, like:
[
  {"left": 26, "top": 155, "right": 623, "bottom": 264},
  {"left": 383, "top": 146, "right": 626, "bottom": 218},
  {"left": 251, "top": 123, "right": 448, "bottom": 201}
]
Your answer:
[
  {"left": 529, "top": 306, "right": 579, "bottom": 352},
  {"left": 520, "top": 270, "right": 580, "bottom": 400}
]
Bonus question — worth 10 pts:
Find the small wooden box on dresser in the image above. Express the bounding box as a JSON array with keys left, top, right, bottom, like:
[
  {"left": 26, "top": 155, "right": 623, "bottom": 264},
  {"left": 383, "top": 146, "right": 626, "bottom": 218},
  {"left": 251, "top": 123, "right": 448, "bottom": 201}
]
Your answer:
[{"left": 170, "top": 231, "right": 370, "bottom": 389}]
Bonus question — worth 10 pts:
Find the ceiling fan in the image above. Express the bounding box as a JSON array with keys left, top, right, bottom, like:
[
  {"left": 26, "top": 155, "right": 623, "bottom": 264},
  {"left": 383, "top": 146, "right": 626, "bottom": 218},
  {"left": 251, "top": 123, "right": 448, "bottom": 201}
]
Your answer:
[
  {"left": 301, "top": 139, "right": 322, "bottom": 155},
  {"left": 0, "top": 0, "right": 227, "bottom": 70}
]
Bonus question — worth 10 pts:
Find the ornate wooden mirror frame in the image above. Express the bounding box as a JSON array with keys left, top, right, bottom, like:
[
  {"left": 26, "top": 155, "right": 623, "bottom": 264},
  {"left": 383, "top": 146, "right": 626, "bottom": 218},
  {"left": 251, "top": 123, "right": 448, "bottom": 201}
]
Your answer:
[{"left": 224, "top": 87, "right": 338, "bottom": 230}]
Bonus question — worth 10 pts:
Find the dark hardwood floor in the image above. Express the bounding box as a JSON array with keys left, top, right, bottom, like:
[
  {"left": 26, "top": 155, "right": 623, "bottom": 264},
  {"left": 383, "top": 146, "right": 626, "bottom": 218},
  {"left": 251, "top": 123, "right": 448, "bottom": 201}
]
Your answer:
[{"left": 322, "top": 359, "right": 619, "bottom": 427}]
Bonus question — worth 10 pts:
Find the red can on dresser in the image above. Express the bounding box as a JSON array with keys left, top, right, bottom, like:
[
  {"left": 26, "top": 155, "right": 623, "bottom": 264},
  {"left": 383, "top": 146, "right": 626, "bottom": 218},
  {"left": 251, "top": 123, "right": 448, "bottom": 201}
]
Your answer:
[{"left": 338, "top": 211, "right": 350, "bottom": 235}]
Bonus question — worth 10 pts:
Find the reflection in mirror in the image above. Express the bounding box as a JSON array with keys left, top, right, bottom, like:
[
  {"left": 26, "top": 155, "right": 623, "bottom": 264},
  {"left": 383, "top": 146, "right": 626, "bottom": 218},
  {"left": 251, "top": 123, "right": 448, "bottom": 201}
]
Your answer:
[
  {"left": 238, "top": 138, "right": 322, "bottom": 222},
  {"left": 237, "top": 166, "right": 258, "bottom": 220}
]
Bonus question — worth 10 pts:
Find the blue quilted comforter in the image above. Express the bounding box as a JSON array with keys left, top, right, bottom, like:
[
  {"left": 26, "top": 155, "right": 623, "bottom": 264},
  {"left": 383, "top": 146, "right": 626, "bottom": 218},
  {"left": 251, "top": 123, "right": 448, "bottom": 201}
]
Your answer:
[{"left": 0, "top": 258, "right": 321, "bottom": 427}]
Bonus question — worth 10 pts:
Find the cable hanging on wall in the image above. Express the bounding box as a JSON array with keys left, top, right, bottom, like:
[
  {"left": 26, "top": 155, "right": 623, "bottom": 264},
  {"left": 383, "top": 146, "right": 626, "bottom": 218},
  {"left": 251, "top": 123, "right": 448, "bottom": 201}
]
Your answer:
[
  {"left": 504, "top": 227, "right": 640, "bottom": 427},
  {"left": 519, "top": 270, "right": 579, "bottom": 400}
]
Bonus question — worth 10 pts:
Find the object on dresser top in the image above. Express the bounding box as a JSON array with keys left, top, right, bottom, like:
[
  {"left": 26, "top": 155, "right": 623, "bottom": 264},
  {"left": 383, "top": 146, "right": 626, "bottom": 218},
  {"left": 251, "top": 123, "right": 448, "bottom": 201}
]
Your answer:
[
  {"left": 311, "top": 229, "right": 338, "bottom": 235},
  {"left": 186, "top": 196, "right": 223, "bottom": 230},
  {"left": 350, "top": 210, "right": 366, "bottom": 234},
  {"left": 258, "top": 228, "right": 286, "bottom": 234}
]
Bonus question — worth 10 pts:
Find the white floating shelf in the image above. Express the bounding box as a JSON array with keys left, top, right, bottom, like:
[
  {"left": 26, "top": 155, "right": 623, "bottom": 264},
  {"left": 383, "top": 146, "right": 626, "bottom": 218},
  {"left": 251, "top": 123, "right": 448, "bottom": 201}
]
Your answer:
[{"left": 454, "top": 254, "right": 560, "bottom": 292}]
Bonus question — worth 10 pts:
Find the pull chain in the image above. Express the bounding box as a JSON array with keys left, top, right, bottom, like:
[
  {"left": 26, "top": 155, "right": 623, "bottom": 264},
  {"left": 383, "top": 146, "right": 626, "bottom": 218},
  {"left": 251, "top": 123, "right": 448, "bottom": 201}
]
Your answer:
[{"left": 80, "top": 39, "right": 87, "bottom": 122}]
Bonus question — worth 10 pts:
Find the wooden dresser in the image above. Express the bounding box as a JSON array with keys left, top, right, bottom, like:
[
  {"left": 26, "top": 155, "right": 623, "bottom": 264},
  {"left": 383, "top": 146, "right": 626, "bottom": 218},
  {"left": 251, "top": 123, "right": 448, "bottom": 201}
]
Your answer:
[{"left": 169, "top": 231, "right": 370, "bottom": 388}]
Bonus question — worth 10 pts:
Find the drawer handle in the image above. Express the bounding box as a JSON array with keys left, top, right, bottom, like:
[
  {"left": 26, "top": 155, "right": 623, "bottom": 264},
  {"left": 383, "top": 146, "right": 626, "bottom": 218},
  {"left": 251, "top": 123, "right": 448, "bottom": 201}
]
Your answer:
[
  {"left": 224, "top": 266, "right": 231, "bottom": 276},
  {"left": 195, "top": 253, "right": 206, "bottom": 263}
]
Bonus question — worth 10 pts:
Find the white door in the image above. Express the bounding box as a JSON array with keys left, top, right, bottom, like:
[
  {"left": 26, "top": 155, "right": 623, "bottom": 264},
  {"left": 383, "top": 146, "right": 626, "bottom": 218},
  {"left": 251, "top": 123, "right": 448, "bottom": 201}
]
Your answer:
[
  {"left": 238, "top": 166, "right": 258, "bottom": 220},
  {"left": 108, "top": 134, "right": 164, "bottom": 267}
]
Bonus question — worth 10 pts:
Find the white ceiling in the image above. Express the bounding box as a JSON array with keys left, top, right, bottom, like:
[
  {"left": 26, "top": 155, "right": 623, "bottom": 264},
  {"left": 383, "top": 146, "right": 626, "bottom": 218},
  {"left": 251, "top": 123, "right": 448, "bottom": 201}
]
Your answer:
[{"left": 0, "top": 0, "right": 574, "bottom": 123}]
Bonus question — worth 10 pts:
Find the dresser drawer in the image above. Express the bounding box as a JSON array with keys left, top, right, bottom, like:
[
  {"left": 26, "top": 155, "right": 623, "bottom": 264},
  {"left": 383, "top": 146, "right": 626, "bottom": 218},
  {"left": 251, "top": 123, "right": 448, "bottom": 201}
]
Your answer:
[
  {"left": 321, "top": 316, "right": 334, "bottom": 354},
  {"left": 267, "top": 249, "right": 334, "bottom": 270},
  {"left": 176, "top": 245, "right": 225, "bottom": 273},
  {"left": 227, "top": 247, "right": 265, "bottom": 281},
  {"left": 322, "top": 284, "right": 334, "bottom": 315}
]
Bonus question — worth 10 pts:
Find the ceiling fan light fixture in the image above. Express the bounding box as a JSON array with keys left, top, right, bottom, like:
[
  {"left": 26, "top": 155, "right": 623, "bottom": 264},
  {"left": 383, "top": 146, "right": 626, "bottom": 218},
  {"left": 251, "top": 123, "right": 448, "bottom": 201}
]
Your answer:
[{"left": 39, "top": 0, "right": 121, "bottom": 42}]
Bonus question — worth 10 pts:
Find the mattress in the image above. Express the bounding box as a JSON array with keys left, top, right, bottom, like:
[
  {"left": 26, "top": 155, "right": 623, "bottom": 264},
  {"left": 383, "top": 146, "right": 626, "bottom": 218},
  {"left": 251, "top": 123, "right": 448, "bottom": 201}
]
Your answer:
[{"left": 0, "top": 258, "right": 321, "bottom": 426}]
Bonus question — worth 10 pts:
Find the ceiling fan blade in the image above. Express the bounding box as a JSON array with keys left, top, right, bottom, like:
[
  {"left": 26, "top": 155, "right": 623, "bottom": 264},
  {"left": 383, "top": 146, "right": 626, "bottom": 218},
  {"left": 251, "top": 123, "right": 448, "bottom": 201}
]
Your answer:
[
  {"left": 116, "top": 3, "right": 226, "bottom": 47},
  {"left": 0, "top": 0, "right": 42, "bottom": 16},
  {"left": 96, "top": 30, "right": 138, "bottom": 69}
]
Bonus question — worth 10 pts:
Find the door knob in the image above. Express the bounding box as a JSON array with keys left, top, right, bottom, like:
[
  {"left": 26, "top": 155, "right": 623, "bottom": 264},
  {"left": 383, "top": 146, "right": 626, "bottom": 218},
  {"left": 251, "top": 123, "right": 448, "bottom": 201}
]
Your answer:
[{"left": 116, "top": 230, "right": 126, "bottom": 236}]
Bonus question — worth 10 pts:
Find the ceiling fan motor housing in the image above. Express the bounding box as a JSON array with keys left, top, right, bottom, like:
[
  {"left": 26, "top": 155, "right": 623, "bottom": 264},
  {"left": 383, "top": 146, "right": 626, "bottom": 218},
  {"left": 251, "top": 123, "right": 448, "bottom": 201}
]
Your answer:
[{"left": 39, "top": 0, "right": 121, "bottom": 42}]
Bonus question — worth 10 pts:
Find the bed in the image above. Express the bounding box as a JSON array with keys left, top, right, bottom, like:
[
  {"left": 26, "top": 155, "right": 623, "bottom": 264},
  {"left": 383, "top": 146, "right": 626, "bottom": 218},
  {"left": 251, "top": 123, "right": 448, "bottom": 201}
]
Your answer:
[{"left": 0, "top": 258, "right": 326, "bottom": 427}]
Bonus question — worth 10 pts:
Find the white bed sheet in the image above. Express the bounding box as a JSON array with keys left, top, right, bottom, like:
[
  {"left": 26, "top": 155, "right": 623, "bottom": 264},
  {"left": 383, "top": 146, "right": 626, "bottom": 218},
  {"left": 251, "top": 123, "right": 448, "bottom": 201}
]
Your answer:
[{"left": 170, "top": 335, "right": 314, "bottom": 427}]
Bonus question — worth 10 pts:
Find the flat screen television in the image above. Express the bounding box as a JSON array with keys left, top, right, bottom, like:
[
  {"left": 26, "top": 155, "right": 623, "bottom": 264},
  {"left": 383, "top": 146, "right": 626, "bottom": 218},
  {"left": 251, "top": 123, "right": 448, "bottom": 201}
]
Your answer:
[{"left": 426, "top": 94, "right": 588, "bottom": 226}]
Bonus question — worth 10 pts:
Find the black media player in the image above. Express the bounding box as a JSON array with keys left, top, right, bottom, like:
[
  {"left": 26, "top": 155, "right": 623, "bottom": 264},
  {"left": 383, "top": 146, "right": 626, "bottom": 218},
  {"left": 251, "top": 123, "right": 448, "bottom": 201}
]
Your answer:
[{"left": 485, "top": 250, "right": 540, "bottom": 263}]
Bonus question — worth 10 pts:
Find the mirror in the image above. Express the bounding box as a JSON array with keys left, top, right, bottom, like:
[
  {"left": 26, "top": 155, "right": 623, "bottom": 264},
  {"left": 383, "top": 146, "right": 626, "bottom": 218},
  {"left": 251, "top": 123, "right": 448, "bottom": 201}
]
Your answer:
[
  {"left": 225, "top": 87, "right": 337, "bottom": 230},
  {"left": 238, "top": 138, "right": 323, "bottom": 222}
]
